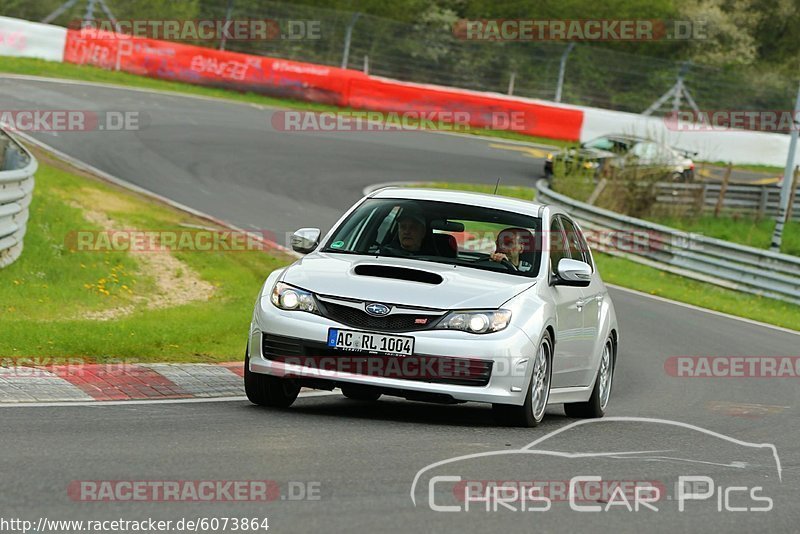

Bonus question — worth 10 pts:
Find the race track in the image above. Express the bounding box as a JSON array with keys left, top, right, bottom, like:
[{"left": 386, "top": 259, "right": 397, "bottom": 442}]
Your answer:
[{"left": 1, "top": 76, "right": 798, "bottom": 533}]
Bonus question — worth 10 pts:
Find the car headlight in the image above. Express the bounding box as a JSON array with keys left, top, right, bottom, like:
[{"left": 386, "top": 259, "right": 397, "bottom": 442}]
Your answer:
[
  {"left": 583, "top": 161, "right": 600, "bottom": 169},
  {"left": 437, "top": 310, "right": 512, "bottom": 334},
  {"left": 270, "top": 282, "right": 318, "bottom": 313}
]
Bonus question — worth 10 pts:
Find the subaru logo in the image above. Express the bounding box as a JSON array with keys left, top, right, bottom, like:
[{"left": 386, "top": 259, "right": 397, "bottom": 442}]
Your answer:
[{"left": 365, "top": 303, "right": 391, "bottom": 316}]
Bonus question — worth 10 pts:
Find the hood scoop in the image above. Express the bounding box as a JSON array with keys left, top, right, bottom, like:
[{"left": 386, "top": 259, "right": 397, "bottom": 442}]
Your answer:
[{"left": 353, "top": 264, "right": 443, "bottom": 285}]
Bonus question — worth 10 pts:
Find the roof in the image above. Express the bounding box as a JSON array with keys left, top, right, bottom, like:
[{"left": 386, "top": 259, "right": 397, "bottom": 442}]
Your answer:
[{"left": 369, "top": 187, "right": 546, "bottom": 218}]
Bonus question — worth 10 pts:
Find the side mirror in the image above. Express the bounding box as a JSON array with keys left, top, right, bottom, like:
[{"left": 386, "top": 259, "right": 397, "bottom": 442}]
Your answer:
[
  {"left": 554, "top": 258, "right": 592, "bottom": 287},
  {"left": 291, "top": 228, "right": 321, "bottom": 254}
]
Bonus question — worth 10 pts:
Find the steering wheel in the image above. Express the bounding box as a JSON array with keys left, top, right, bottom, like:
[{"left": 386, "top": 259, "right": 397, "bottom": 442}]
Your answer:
[{"left": 472, "top": 257, "right": 518, "bottom": 272}]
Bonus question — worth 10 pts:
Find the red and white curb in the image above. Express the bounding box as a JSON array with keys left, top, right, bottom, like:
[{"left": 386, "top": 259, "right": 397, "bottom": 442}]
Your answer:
[{"left": 0, "top": 362, "right": 249, "bottom": 403}]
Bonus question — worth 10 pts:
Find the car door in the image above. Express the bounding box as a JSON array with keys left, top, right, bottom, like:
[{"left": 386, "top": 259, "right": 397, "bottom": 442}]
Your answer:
[
  {"left": 548, "top": 216, "right": 588, "bottom": 389},
  {"left": 560, "top": 216, "right": 602, "bottom": 386}
]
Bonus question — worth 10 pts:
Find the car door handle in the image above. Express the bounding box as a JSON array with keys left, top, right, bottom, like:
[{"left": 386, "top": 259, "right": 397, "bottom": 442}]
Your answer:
[{"left": 576, "top": 295, "right": 602, "bottom": 310}]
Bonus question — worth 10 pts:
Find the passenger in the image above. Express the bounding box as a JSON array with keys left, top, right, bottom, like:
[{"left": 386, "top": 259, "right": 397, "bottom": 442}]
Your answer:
[{"left": 490, "top": 227, "right": 534, "bottom": 271}]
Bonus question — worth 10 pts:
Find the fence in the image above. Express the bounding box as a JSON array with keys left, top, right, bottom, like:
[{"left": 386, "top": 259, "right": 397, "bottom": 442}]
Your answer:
[
  {"left": 7, "top": 0, "right": 795, "bottom": 118},
  {"left": 653, "top": 182, "right": 800, "bottom": 221},
  {"left": 0, "top": 128, "right": 37, "bottom": 268},
  {"left": 536, "top": 179, "right": 800, "bottom": 305}
]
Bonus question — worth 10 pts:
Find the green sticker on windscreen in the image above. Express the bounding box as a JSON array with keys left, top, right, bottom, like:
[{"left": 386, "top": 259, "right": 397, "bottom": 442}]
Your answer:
[{"left": 331, "top": 240, "right": 345, "bottom": 249}]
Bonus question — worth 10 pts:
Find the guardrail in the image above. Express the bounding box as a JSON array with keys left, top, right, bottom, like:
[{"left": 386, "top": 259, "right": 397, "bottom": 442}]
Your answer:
[
  {"left": 536, "top": 179, "right": 800, "bottom": 305},
  {"left": 0, "top": 128, "right": 37, "bottom": 268},
  {"left": 654, "top": 182, "right": 800, "bottom": 221}
]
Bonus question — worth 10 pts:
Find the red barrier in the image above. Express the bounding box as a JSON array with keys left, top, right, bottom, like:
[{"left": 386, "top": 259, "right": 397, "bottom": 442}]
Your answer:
[
  {"left": 348, "top": 77, "right": 582, "bottom": 140},
  {"left": 63, "top": 29, "right": 365, "bottom": 106},
  {"left": 63, "top": 29, "right": 583, "bottom": 140}
]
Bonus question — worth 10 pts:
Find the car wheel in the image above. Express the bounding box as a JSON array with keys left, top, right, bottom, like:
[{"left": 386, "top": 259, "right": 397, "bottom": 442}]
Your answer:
[
  {"left": 244, "top": 351, "right": 300, "bottom": 408},
  {"left": 493, "top": 331, "right": 553, "bottom": 427},
  {"left": 565, "top": 337, "right": 614, "bottom": 419},
  {"left": 341, "top": 386, "right": 382, "bottom": 401}
]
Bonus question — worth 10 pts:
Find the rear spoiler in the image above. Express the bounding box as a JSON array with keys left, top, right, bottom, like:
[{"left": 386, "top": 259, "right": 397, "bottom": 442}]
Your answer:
[{"left": 675, "top": 147, "right": 699, "bottom": 158}]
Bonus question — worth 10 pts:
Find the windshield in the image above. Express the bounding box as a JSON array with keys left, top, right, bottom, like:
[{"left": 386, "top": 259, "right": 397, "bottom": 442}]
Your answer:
[
  {"left": 321, "top": 197, "right": 543, "bottom": 277},
  {"left": 583, "top": 136, "right": 634, "bottom": 153}
]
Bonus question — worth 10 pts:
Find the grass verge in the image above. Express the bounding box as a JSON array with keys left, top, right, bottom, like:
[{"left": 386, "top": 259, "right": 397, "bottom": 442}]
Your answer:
[
  {"left": 0, "top": 57, "right": 572, "bottom": 149},
  {"left": 0, "top": 147, "right": 294, "bottom": 362},
  {"left": 648, "top": 214, "right": 799, "bottom": 257},
  {"left": 406, "top": 182, "right": 800, "bottom": 330}
]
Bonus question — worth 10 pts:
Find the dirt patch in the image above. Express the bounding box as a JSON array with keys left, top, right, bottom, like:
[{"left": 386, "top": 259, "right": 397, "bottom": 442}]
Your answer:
[
  {"left": 75, "top": 187, "right": 141, "bottom": 215},
  {"left": 68, "top": 200, "right": 216, "bottom": 321}
]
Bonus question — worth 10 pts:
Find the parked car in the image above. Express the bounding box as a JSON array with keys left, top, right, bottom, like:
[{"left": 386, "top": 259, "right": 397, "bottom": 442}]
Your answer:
[
  {"left": 244, "top": 187, "right": 619, "bottom": 427},
  {"left": 544, "top": 134, "right": 696, "bottom": 183}
]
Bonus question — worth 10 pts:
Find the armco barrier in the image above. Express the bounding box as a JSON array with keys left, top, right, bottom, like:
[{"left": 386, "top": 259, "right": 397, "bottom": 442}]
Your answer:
[
  {"left": 0, "top": 128, "right": 36, "bottom": 268},
  {"left": 536, "top": 179, "right": 800, "bottom": 305}
]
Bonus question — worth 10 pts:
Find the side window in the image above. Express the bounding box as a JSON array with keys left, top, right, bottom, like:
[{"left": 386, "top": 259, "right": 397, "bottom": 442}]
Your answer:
[
  {"left": 549, "top": 217, "right": 568, "bottom": 275},
  {"left": 560, "top": 216, "right": 593, "bottom": 271}
]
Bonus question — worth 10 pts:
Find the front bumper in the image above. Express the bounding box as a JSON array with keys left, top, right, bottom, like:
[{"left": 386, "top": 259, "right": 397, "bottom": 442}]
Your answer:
[{"left": 248, "top": 300, "right": 539, "bottom": 406}]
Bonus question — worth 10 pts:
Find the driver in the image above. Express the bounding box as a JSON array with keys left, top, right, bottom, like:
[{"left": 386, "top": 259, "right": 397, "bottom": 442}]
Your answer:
[
  {"left": 490, "top": 227, "right": 533, "bottom": 271},
  {"left": 397, "top": 207, "right": 427, "bottom": 252},
  {"left": 381, "top": 204, "right": 437, "bottom": 256}
]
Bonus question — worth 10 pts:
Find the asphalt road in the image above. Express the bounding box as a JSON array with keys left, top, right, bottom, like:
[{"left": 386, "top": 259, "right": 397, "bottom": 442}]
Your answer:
[
  {"left": 1, "top": 76, "right": 799, "bottom": 533},
  {"left": 0, "top": 76, "right": 540, "bottom": 243}
]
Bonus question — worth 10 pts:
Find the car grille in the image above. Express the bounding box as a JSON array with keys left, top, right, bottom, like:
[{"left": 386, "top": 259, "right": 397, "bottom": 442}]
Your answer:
[
  {"left": 317, "top": 300, "right": 442, "bottom": 333},
  {"left": 261, "top": 334, "right": 492, "bottom": 387}
]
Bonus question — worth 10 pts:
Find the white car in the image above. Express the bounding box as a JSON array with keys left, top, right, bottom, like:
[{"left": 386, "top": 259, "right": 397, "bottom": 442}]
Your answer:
[{"left": 245, "top": 188, "right": 619, "bottom": 427}]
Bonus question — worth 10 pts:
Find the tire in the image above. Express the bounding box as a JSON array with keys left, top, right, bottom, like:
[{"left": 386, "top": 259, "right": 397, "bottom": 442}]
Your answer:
[
  {"left": 492, "top": 331, "right": 553, "bottom": 427},
  {"left": 244, "top": 352, "right": 300, "bottom": 408},
  {"left": 564, "top": 337, "right": 614, "bottom": 419},
  {"left": 341, "top": 386, "right": 382, "bottom": 402}
]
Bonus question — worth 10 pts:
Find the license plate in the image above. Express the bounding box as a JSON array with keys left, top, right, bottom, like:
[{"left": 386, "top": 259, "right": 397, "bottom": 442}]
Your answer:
[{"left": 327, "top": 328, "right": 414, "bottom": 356}]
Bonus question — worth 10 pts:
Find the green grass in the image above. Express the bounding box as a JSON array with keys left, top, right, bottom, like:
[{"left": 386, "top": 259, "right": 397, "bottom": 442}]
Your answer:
[
  {"left": 406, "top": 182, "right": 799, "bottom": 330},
  {"left": 649, "top": 214, "right": 800, "bottom": 257},
  {"left": 0, "top": 57, "right": 572, "bottom": 149},
  {"left": 700, "top": 160, "right": 785, "bottom": 174},
  {"left": 0, "top": 151, "right": 293, "bottom": 362},
  {"left": 594, "top": 253, "right": 800, "bottom": 330}
]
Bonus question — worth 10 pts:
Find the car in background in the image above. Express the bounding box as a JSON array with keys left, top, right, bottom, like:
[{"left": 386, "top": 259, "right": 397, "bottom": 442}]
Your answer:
[
  {"left": 543, "top": 134, "right": 696, "bottom": 183},
  {"left": 244, "top": 187, "right": 619, "bottom": 427}
]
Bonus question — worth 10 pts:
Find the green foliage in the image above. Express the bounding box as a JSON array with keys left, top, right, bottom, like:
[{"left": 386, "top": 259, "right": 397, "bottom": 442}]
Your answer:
[{"left": 0, "top": 157, "right": 292, "bottom": 361}]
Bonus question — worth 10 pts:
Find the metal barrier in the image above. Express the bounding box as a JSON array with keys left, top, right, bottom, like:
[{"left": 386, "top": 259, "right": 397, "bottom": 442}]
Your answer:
[
  {"left": 537, "top": 179, "right": 800, "bottom": 305},
  {"left": 0, "top": 128, "right": 37, "bottom": 268}
]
